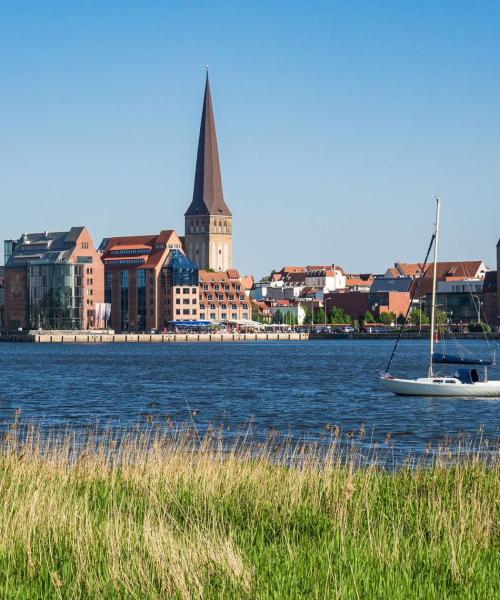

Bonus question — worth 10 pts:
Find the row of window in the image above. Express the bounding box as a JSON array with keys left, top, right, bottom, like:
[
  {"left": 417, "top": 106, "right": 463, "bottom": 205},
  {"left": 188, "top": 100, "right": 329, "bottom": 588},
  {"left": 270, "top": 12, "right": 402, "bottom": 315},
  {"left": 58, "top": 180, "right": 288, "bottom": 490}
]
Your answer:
[
  {"left": 175, "top": 287, "right": 197, "bottom": 294},
  {"left": 203, "top": 293, "right": 245, "bottom": 301},
  {"left": 202, "top": 284, "right": 241, "bottom": 292},
  {"left": 175, "top": 309, "right": 197, "bottom": 315},
  {"left": 175, "top": 298, "right": 197, "bottom": 305},
  {"left": 200, "top": 303, "right": 246, "bottom": 310},
  {"left": 199, "top": 313, "right": 248, "bottom": 320}
]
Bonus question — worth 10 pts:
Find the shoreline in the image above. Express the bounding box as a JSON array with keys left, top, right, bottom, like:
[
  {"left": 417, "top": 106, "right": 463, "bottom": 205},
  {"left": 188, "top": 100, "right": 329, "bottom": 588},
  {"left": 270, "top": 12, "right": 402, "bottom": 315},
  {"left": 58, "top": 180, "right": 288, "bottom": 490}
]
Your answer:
[{"left": 1, "top": 331, "right": 498, "bottom": 343}]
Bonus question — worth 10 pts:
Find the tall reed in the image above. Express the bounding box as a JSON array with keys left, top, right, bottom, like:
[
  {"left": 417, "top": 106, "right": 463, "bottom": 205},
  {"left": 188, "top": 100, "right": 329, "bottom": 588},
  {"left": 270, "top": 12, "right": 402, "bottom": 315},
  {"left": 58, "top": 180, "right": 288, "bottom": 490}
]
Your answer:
[{"left": 0, "top": 420, "right": 498, "bottom": 598}]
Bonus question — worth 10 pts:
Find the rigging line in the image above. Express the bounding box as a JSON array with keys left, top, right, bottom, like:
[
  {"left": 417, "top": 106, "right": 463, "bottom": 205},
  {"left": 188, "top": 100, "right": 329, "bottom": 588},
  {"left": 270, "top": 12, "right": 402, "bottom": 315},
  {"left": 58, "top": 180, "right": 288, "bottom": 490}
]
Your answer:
[
  {"left": 383, "top": 232, "right": 436, "bottom": 374},
  {"left": 460, "top": 263, "right": 498, "bottom": 355}
]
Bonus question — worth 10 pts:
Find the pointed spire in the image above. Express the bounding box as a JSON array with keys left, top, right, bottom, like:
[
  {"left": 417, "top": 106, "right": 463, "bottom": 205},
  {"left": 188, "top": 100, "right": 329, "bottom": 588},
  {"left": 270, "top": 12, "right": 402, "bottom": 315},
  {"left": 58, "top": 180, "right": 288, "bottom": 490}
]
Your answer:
[{"left": 185, "top": 74, "right": 231, "bottom": 217}]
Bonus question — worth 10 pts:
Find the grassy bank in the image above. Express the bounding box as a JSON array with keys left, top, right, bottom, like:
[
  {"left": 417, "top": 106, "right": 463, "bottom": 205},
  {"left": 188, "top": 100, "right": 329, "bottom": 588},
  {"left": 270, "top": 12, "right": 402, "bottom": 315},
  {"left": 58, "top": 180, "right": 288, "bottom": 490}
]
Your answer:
[{"left": 0, "top": 424, "right": 498, "bottom": 599}]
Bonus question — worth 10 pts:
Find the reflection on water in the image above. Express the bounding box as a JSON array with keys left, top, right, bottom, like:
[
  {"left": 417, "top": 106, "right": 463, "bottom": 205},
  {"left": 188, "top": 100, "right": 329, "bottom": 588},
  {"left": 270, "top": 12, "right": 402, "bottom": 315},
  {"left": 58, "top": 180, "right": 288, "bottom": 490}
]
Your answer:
[{"left": 0, "top": 340, "right": 498, "bottom": 460}]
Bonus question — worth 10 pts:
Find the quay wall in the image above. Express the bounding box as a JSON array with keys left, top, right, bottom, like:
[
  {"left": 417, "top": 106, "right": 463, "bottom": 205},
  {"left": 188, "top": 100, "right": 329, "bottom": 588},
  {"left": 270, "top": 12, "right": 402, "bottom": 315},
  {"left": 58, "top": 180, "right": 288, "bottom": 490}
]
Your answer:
[{"left": 1, "top": 332, "right": 309, "bottom": 343}]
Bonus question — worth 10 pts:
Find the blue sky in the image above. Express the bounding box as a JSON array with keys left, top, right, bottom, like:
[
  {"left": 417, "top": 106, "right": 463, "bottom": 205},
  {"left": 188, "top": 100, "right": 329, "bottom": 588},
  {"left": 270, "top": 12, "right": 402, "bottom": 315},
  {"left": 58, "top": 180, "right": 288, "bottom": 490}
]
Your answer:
[{"left": 1, "top": 1, "right": 499, "bottom": 277}]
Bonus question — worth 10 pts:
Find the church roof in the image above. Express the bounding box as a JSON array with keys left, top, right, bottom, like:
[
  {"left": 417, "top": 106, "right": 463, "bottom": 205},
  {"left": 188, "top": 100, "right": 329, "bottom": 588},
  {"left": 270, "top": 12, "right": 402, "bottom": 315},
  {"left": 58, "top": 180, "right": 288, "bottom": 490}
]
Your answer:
[{"left": 185, "top": 75, "right": 231, "bottom": 217}]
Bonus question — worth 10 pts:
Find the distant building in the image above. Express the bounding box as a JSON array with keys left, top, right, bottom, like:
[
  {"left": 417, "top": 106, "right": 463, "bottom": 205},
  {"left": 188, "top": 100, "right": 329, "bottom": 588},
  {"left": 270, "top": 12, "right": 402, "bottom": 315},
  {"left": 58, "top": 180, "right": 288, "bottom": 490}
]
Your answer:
[
  {"left": 198, "top": 270, "right": 250, "bottom": 322},
  {"left": 384, "top": 260, "right": 487, "bottom": 280},
  {"left": 324, "top": 291, "right": 370, "bottom": 322},
  {"left": 482, "top": 271, "right": 497, "bottom": 327},
  {"left": 268, "top": 300, "right": 306, "bottom": 325},
  {"left": 184, "top": 75, "right": 232, "bottom": 271},
  {"left": 345, "top": 273, "right": 374, "bottom": 292},
  {"left": 99, "top": 231, "right": 199, "bottom": 332},
  {"left": 3, "top": 227, "right": 103, "bottom": 331},
  {"left": 0, "top": 267, "right": 4, "bottom": 330}
]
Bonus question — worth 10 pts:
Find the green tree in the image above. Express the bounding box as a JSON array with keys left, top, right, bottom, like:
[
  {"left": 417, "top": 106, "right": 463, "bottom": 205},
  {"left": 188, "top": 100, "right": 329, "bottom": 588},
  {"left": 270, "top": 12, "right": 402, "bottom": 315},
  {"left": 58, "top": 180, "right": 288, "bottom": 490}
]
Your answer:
[
  {"left": 315, "top": 309, "right": 326, "bottom": 324},
  {"left": 363, "top": 310, "right": 375, "bottom": 323},
  {"left": 329, "top": 306, "right": 352, "bottom": 324},
  {"left": 409, "top": 308, "right": 429, "bottom": 326},
  {"left": 272, "top": 309, "right": 283, "bottom": 324},
  {"left": 378, "top": 312, "right": 396, "bottom": 325}
]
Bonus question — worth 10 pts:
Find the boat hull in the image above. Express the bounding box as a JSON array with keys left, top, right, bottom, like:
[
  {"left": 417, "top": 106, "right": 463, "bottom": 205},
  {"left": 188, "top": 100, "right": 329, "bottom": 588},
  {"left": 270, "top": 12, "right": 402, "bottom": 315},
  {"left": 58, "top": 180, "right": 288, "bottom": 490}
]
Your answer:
[{"left": 380, "top": 377, "right": 500, "bottom": 397}]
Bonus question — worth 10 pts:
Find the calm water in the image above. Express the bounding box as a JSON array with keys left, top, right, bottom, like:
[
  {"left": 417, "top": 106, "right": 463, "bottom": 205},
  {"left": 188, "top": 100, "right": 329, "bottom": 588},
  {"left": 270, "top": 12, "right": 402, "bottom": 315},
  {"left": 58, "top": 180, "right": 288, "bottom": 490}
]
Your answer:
[{"left": 0, "top": 340, "right": 499, "bottom": 458}]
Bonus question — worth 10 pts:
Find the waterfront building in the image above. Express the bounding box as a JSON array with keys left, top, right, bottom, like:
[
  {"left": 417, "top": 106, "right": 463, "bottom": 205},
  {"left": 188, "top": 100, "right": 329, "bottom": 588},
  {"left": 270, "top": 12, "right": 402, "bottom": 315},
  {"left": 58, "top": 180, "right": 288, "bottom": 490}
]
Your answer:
[
  {"left": 99, "top": 231, "right": 199, "bottom": 332},
  {"left": 497, "top": 238, "right": 500, "bottom": 326},
  {"left": 198, "top": 270, "right": 250, "bottom": 323},
  {"left": 384, "top": 261, "right": 488, "bottom": 280},
  {"left": 0, "top": 267, "right": 4, "bottom": 329},
  {"left": 268, "top": 300, "right": 306, "bottom": 325},
  {"left": 324, "top": 291, "right": 370, "bottom": 322},
  {"left": 3, "top": 227, "right": 103, "bottom": 331},
  {"left": 482, "top": 271, "right": 497, "bottom": 326},
  {"left": 184, "top": 75, "right": 232, "bottom": 271}
]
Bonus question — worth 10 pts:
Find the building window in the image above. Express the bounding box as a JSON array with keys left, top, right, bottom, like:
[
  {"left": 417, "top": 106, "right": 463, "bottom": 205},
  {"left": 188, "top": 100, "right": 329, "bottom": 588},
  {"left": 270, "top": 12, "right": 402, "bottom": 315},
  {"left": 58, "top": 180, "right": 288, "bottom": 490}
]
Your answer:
[
  {"left": 232, "top": 304, "right": 237, "bottom": 310},
  {"left": 183, "top": 298, "right": 190, "bottom": 305},
  {"left": 176, "top": 288, "right": 181, "bottom": 293},
  {"left": 210, "top": 304, "right": 216, "bottom": 310},
  {"left": 200, "top": 313, "right": 205, "bottom": 319},
  {"left": 210, "top": 313, "right": 216, "bottom": 319},
  {"left": 232, "top": 313, "right": 238, "bottom": 319},
  {"left": 214, "top": 285, "right": 219, "bottom": 291},
  {"left": 183, "top": 309, "right": 190, "bottom": 315},
  {"left": 136, "top": 269, "right": 146, "bottom": 331},
  {"left": 221, "top": 304, "right": 227, "bottom": 310},
  {"left": 229, "top": 294, "right": 234, "bottom": 301},
  {"left": 183, "top": 288, "right": 189, "bottom": 294},
  {"left": 105, "top": 271, "right": 112, "bottom": 303},
  {"left": 221, "top": 313, "right": 227, "bottom": 319},
  {"left": 192, "top": 309, "right": 196, "bottom": 315},
  {"left": 203, "top": 284, "right": 208, "bottom": 291},
  {"left": 191, "top": 287, "right": 197, "bottom": 294},
  {"left": 218, "top": 295, "right": 223, "bottom": 301},
  {"left": 120, "top": 270, "right": 129, "bottom": 331},
  {"left": 176, "top": 309, "right": 180, "bottom": 315},
  {"left": 207, "top": 294, "right": 213, "bottom": 301},
  {"left": 239, "top": 295, "right": 245, "bottom": 301},
  {"left": 176, "top": 298, "right": 180, "bottom": 305}
]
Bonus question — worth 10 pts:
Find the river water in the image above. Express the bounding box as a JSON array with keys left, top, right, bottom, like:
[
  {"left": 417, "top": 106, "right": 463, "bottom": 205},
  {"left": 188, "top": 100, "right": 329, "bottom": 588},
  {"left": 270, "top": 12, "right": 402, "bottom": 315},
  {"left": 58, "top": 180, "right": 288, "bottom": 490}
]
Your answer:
[{"left": 1, "top": 340, "right": 499, "bottom": 460}]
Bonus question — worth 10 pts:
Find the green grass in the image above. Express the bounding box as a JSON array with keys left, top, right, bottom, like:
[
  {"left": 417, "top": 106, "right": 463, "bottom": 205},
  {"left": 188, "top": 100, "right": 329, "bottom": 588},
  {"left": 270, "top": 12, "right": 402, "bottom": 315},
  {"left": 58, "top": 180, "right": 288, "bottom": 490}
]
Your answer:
[{"left": 0, "top": 424, "right": 498, "bottom": 599}]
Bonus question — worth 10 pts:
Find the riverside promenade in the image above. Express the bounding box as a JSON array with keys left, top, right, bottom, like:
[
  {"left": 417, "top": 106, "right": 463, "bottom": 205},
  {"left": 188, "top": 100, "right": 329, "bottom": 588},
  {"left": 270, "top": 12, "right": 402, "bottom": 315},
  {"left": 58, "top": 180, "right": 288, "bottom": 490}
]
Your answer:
[{"left": 0, "top": 331, "right": 309, "bottom": 343}]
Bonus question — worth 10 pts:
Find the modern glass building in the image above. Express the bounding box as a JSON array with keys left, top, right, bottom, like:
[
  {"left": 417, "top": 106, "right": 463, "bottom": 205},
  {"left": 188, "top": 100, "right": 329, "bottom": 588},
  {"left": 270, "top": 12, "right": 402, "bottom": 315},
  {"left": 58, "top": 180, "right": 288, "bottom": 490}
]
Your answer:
[
  {"left": 163, "top": 249, "right": 199, "bottom": 287},
  {"left": 28, "top": 263, "right": 84, "bottom": 329}
]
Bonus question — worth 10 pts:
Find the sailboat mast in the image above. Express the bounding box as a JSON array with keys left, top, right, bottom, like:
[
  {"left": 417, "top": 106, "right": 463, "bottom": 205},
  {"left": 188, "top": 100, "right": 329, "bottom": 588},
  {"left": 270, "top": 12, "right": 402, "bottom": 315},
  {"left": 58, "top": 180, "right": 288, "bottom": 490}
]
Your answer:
[{"left": 429, "top": 197, "right": 441, "bottom": 377}]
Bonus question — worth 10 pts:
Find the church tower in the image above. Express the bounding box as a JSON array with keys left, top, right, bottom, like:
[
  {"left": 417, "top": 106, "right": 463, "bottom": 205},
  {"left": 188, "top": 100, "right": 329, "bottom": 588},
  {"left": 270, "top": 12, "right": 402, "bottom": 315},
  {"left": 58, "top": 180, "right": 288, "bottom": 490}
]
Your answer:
[{"left": 184, "top": 74, "right": 232, "bottom": 271}]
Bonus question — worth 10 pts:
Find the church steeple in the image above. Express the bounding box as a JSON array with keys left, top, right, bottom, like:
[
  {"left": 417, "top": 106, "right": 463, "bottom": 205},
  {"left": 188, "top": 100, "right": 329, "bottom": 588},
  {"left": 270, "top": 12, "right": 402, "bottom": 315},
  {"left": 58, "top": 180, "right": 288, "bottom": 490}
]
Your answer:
[
  {"left": 184, "top": 74, "right": 233, "bottom": 272},
  {"left": 185, "top": 74, "right": 231, "bottom": 217}
]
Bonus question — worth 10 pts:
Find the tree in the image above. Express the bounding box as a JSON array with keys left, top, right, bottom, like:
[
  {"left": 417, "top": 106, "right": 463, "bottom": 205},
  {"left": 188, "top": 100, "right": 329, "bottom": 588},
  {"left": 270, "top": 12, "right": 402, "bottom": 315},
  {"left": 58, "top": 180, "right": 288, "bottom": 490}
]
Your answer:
[
  {"left": 329, "top": 306, "right": 352, "bottom": 324},
  {"left": 303, "top": 306, "right": 313, "bottom": 325},
  {"left": 397, "top": 313, "right": 406, "bottom": 325},
  {"left": 363, "top": 310, "right": 375, "bottom": 323},
  {"left": 409, "top": 308, "right": 429, "bottom": 326},
  {"left": 272, "top": 309, "right": 283, "bottom": 324},
  {"left": 378, "top": 312, "right": 396, "bottom": 325},
  {"left": 314, "top": 309, "right": 325, "bottom": 324}
]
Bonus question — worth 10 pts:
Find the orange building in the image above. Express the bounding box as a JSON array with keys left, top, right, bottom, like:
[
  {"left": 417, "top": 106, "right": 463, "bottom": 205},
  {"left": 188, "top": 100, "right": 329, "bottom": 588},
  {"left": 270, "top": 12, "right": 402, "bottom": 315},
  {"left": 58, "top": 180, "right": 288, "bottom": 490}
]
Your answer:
[{"left": 99, "top": 230, "right": 201, "bottom": 332}]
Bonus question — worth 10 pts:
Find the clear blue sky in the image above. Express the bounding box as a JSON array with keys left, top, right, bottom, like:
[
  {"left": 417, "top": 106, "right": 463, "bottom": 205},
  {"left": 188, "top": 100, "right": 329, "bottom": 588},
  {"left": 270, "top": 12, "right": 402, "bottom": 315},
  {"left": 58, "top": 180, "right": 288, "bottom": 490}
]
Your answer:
[{"left": 1, "top": 1, "right": 499, "bottom": 277}]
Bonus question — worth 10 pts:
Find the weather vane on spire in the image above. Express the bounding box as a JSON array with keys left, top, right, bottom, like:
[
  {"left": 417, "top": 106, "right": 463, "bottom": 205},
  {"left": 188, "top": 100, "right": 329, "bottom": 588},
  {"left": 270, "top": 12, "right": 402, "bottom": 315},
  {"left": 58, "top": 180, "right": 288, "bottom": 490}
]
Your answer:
[{"left": 204, "top": 63, "right": 209, "bottom": 72}]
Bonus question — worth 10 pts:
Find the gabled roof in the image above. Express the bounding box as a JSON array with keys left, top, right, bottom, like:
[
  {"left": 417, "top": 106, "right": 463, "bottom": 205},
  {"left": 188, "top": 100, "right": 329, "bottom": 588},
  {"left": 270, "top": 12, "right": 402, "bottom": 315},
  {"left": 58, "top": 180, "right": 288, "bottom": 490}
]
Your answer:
[
  {"left": 185, "top": 76, "right": 231, "bottom": 217},
  {"left": 100, "top": 230, "right": 181, "bottom": 268}
]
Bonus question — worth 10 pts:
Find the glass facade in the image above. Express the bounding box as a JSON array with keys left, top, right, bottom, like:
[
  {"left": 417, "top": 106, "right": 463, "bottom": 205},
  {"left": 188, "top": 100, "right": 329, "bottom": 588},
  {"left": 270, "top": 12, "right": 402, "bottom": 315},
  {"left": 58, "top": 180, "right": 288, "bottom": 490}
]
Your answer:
[
  {"left": 120, "top": 270, "right": 129, "bottom": 331},
  {"left": 164, "top": 250, "right": 198, "bottom": 286},
  {"left": 28, "top": 264, "right": 84, "bottom": 329},
  {"left": 136, "top": 269, "right": 146, "bottom": 331},
  {"left": 105, "top": 271, "right": 112, "bottom": 303}
]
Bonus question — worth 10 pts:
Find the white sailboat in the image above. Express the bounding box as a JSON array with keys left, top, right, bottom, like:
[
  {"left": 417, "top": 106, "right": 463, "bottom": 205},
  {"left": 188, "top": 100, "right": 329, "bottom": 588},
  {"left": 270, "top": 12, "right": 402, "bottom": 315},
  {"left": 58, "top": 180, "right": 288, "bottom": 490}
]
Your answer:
[{"left": 380, "top": 197, "right": 500, "bottom": 397}]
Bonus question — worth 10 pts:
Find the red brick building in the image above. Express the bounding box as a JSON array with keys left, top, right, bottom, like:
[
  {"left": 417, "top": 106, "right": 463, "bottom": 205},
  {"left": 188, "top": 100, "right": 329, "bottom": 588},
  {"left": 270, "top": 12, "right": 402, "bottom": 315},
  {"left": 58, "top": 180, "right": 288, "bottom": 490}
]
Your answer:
[
  {"left": 3, "top": 227, "right": 103, "bottom": 331},
  {"left": 100, "top": 230, "right": 201, "bottom": 332}
]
